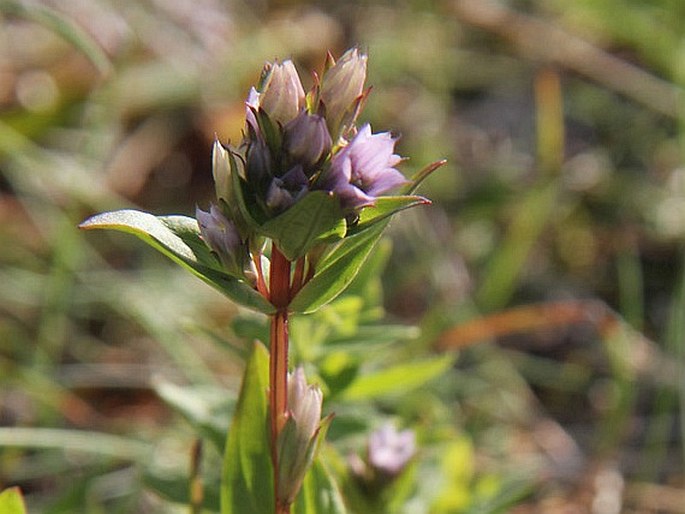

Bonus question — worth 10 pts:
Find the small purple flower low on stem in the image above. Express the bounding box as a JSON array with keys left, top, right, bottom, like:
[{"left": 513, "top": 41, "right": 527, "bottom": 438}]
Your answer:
[
  {"left": 348, "top": 422, "right": 416, "bottom": 496},
  {"left": 368, "top": 423, "right": 416, "bottom": 477}
]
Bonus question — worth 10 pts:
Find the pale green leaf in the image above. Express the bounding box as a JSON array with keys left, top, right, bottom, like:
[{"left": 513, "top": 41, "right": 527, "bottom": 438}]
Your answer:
[
  {"left": 340, "top": 354, "right": 456, "bottom": 401},
  {"left": 153, "top": 380, "right": 234, "bottom": 451},
  {"left": 80, "top": 210, "right": 275, "bottom": 314},
  {"left": 221, "top": 343, "right": 274, "bottom": 514}
]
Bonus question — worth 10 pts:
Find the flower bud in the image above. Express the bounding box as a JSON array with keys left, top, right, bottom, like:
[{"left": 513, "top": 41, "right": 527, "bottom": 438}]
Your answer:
[
  {"left": 319, "top": 48, "right": 367, "bottom": 139},
  {"left": 266, "top": 166, "right": 308, "bottom": 213},
  {"left": 245, "top": 135, "right": 273, "bottom": 192},
  {"left": 259, "top": 60, "right": 306, "bottom": 126},
  {"left": 283, "top": 111, "right": 332, "bottom": 174},
  {"left": 196, "top": 204, "right": 248, "bottom": 278},
  {"left": 212, "top": 139, "right": 232, "bottom": 203},
  {"left": 245, "top": 87, "right": 260, "bottom": 136},
  {"left": 276, "top": 368, "right": 323, "bottom": 506},
  {"left": 367, "top": 423, "right": 415, "bottom": 477}
]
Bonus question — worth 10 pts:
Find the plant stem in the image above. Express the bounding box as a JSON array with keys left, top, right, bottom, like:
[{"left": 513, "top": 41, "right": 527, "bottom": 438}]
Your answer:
[{"left": 269, "top": 244, "right": 291, "bottom": 514}]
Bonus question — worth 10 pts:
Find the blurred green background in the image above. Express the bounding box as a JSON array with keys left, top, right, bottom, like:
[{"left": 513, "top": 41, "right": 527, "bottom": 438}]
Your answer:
[{"left": 1, "top": 0, "right": 685, "bottom": 512}]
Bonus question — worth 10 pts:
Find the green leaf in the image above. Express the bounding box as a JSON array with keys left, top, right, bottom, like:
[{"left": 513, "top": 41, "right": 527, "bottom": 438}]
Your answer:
[
  {"left": 0, "top": 487, "right": 27, "bottom": 514},
  {"left": 260, "top": 192, "right": 346, "bottom": 261},
  {"left": 346, "top": 195, "right": 430, "bottom": 237},
  {"left": 289, "top": 222, "right": 387, "bottom": 314},
  {"left": 153, "top": 380, "right": 234, "bottom": 451},
  {"left": 227, "top": 150, "right": 267, "bottom": 231},
  {"left": 79, "top": 210, "right": 275, "bottom": 314},
  {"left": 221, "top": 342, "right": 274, "bottom": 514},
  {"left": 144, "top": 472, "right": 221, "bottom": 512},
  {"left": 340, "top": 354, "right": 456, "bottom": 401},
  {"left": 293, "top": 460, "right": 347, "bottom": 514}
]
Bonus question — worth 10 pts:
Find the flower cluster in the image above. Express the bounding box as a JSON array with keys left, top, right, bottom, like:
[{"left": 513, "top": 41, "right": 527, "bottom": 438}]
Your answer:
[{"left": 196, "top": 48, "right": 418, "bottom": 282}]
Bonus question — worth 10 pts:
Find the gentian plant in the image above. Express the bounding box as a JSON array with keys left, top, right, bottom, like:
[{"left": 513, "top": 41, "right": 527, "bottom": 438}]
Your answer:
[{"left": 81, "top": 48, "right": 444, "bottom": 514}]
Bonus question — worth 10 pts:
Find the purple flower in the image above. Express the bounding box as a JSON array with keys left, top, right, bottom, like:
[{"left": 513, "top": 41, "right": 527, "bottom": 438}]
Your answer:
[
  {"left": 318, "top": 124, "right": 408, "bottom": 210},
  {"left": 196, "top": 204, "right": 247, "bottom": 277},
  {"left": 367, "top": 423, "right": 416, "bottom": 476},
  {"left": 265, "top": 166, "right": 309, "bottom": 212},
  {"left": 245, "top": 134, "right": 273, "bottom": 191},
  {"left": 245, "top": 86, "right": 261, "bottom": 136},
  {"left": 282, "top": 111, "right": 332, "bottom": 175}
]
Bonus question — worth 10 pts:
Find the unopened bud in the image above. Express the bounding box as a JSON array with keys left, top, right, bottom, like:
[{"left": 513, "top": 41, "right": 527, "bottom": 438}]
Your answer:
[
  {"left": 283, "top": 111, "right": 332, "bottom": 174},
  {"left": 276, "top": 368, "right": 324, "bottom": 506},
  {"left": 319, "top": 48, "right": 367, "bottom": 139},
  {"left": 259, "top": 60, "right": 306, "bottom": 126},
  {"left": 196, "top": 204, "right": 248, "bottom": 278},
  {"left": 245, "top": 136, "right": 273, "bottom": 192}
]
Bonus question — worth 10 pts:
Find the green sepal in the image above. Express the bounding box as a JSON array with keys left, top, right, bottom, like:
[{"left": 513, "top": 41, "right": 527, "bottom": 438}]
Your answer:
[
  {"left": 214, "top": 141, "right": 251, "bottom": 239},
  {"left": 293, "top": 450, "right": 347, "bottom": 514},
  {"left": 0, "top": 487, "right": 27, "bottom": 514},
  {"left": 261, "top": 191, "right": 346, "bottom": 261},
  {"left": 227, "top": 149, "right": 268, "bottom": 231},
  {"left": 277, "top": 414, "right": 333, "bottom": 505},
  {"left": 289, "top": 221, "right": 387, "bottom": 314},
  {"left": 79, "top": 210, "right": 275, "bottom": 314},
  {"left": 347, "top": 195, "right": 430, "bottom": 237},
  {"left": 255, "top": 107, "right": 283, "bottom": 158},
  {"left": 221, "top": 342, "right": 274, "bottom": 514}
]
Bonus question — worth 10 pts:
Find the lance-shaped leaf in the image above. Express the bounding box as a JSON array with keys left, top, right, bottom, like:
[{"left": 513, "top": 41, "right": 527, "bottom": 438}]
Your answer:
[
  {"left": 346, "top": 195, "right": 430, "bottom": 237},
  {"left": 79, "top": 210, "right": 275, "bottom": 314},
  {"left": 289, "top": 221, "right": 387, "bottom": 314},
  {"left": 221, "top": 342, "right": 274, "bottom": 514},
  {"left": 340, "top": 354, "right": 456, "bottom": 401},
  {"left": 260, "top": 191, "right": 346, "bottom": 262}
]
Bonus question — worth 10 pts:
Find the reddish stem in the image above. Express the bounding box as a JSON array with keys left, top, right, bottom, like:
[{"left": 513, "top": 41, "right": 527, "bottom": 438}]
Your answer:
[{"left": 268, "top": 245, "right": 291, "bottom": 514}]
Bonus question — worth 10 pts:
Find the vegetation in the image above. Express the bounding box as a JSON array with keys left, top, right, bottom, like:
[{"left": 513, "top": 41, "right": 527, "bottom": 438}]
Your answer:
[{"left": 1, "top": 0, "right": 684, "bottom": 512}]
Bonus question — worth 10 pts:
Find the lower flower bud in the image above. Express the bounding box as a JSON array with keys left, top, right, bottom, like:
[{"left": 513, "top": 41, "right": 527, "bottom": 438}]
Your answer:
[{"left": 275, "top": 368, "right": 324, "bottom": 506}]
